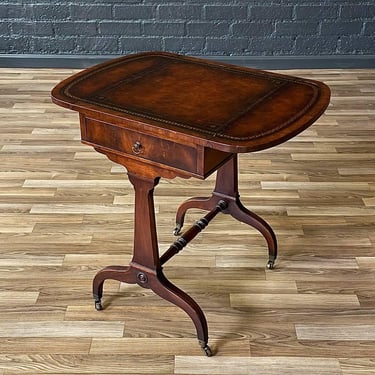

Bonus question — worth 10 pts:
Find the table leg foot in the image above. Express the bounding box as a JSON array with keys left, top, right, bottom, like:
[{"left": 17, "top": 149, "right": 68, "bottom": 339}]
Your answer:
[
  {"left": 173, "top": 223, "right": 183, "bottom": 236},
  {"left": 94, "top": 297, "right": 103, "bottom": 311},
  {"left": 199, "top": 340, "right": 213, "bottom": 357},
  {"left": 267, "top": 255, "right": 276, "bottom": 270}
]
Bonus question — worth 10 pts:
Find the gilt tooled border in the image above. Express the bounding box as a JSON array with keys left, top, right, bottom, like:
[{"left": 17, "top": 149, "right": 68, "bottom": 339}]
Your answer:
[
  {"left": 219, "top": 80, "right": 320, "bottom": 141},
  {"left": 91, "top": 60, "right": 170, "bottom": 101},
  {"left": 61, "top": 53, "right": 321, "bottom": 142}
]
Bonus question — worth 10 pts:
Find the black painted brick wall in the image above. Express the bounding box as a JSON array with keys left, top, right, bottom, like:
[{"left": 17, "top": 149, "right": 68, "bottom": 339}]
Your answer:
[{"left": 0, "top": 1, "right": 374, "bottom": 56}]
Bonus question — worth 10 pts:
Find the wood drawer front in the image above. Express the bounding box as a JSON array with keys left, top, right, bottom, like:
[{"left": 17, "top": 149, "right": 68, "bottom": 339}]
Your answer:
[{"left": 82, "top": 118, "right": 197, "bottom": 174}]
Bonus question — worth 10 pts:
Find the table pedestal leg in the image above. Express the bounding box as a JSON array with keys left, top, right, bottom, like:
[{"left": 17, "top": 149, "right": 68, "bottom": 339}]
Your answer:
[
  {"left": 92, "top": 172, "right": 212, "bottom": 356},
  {"left": 174, "top": 155, "right": 277, "bottom": 269}
]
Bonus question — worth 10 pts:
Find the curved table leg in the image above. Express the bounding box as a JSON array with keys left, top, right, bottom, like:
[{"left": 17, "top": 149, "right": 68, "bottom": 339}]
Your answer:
[
  {"left": 93, "top": 265, "right": 136, "bottom": 310},
  {"left": 174, "top": 196, "right": 217, "bottom": 235},
  {"left": 151, "top": 270, "right": 212, "bottom": 356},
  {"left": 226, "top": 198, "right": 277, "bottom": 269}
]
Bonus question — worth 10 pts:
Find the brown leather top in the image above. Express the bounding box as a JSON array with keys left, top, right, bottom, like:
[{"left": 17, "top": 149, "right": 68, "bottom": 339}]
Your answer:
[{"left": 51, "top": 52, "right": 330, "bottom": 153}]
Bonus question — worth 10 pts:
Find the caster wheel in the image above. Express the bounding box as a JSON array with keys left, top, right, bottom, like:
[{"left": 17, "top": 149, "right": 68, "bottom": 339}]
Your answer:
[
  {"left": 173, "top": 224, "right": 182, "bottom": 236},
  {"left": 267, "top": 260, "right": 275, "bottom": 270},
  {"left": 95, "top": 300, "right": 103, "bottom": 311},
  {"left": 201, "top": 345, "right": 213, "bottom": 357}
]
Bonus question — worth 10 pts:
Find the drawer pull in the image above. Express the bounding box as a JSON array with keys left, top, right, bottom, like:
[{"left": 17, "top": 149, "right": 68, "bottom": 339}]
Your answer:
[{"left": 132, "top": 141, "right": 143, "bottom": 155}]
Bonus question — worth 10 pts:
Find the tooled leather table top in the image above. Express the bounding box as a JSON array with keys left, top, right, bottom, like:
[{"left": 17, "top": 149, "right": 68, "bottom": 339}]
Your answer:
[{"left": 51, "top": 52, "right": 330, "bottom": 153}]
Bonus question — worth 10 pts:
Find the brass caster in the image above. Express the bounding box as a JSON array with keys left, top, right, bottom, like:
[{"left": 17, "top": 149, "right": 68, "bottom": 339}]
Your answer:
[
  {"left": 202, "top": 344, "right": 213, "bottom": 357},
  {"left": 94, "top": 299, "right": 103, "bottom": 311},
  {"left": 199, "top": 340, "right": 213, "bottom": 357},
  {"left": 173, "top": 223, "right": 182, "bottom": 236},
  {"left": 267, "top": 260, "right": 275, "bottom": 270}
]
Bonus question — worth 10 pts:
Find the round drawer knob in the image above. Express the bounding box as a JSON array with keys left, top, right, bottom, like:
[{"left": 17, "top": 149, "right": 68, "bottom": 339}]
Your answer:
[{"left": 132, "top": 141, "right": 143, "bottom": 155}]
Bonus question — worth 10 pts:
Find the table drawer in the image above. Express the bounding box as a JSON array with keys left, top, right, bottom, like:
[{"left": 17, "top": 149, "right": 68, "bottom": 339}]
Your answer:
[{"left": 82, "top": 117, "right": 197, "bottom": 174}]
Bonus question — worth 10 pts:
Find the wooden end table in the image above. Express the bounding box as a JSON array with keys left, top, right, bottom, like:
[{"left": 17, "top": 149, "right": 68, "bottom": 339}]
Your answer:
[{"left": 51, "top": 52, "right": 330, "bottom": 356}]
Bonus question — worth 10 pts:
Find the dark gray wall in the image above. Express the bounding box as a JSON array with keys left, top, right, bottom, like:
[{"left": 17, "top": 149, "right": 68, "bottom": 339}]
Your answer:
[{"left": 0, "top": 1, "right": 374, "bottom": 57}]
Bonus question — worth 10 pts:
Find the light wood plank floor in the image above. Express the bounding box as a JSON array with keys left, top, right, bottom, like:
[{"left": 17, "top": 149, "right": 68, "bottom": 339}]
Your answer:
[{"left": 0, "top": 66, "right": 374, "bottom": 374}]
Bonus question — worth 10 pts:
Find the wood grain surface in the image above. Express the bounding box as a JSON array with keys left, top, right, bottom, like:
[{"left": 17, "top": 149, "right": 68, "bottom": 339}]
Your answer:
[{"left": 0, "top": 67, "right": 374, "bottom": 374}]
